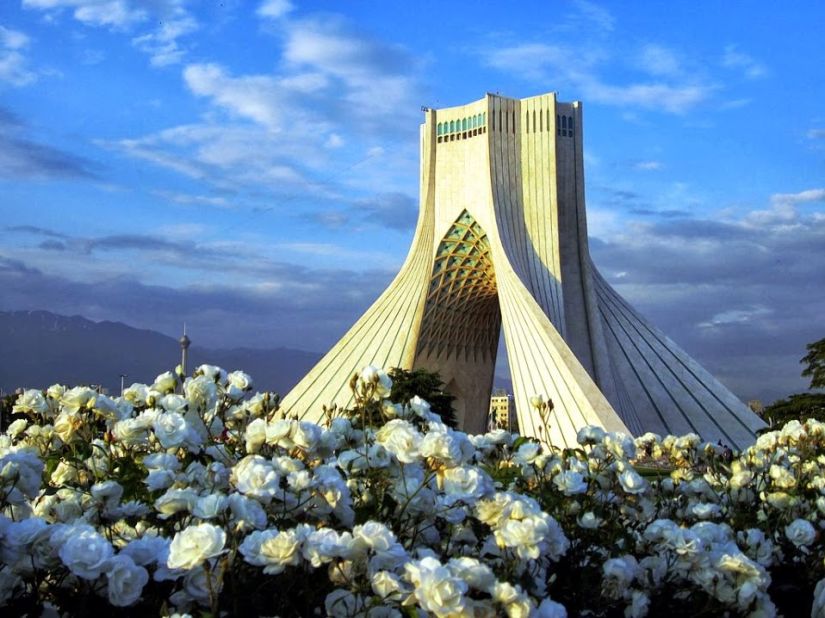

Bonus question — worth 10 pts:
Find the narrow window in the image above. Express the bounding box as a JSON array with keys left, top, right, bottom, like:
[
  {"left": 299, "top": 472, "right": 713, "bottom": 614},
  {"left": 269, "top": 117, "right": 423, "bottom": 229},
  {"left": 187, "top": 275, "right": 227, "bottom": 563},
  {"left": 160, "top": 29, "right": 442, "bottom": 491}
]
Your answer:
[
  {"left": 462, "top": 118, "right": 467, "bottom": 131},
  {"left": 569, "top": 116, "right": 574, "bottom": 136},
  {"left": 482, "top": 112, "right": 486, "bottom": 126},
  {"left": 525, "top": 111, "right": 529, "bottom": 133},
  {"left": 437, "top": 123, "right": 442, "bottom": 136},
  {"left": 450, "top": 120, "right": 455, "bottom": 133},
  {"left": 512, "top": 110, "right": 515, "bottom": 133},
  {"left": 472, "top": 116, "right": 477, "bottom": 129},
  {"left": 556, "top": 114, "right": 561, "bottom": 136},
  {"left": 539, "top": 108, "right": 543, "bottom": 132},
  {"left": 533, "top": 110, "right": 537, "bottom": 132},
  {"left": 499, "top": 109, "right": 502, "bottom": 131}
]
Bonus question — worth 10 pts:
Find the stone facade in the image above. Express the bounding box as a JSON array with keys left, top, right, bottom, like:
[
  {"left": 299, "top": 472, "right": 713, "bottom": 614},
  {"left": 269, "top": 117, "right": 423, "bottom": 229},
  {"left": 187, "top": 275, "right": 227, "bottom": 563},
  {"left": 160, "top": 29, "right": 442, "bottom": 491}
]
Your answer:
[{"left": 280, "top": 92, "right": 766, "bottom": 449}]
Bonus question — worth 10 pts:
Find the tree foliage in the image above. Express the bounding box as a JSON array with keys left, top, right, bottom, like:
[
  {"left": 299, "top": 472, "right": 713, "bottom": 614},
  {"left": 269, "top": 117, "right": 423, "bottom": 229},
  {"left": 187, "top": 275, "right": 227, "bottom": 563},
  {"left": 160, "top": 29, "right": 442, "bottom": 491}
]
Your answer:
[
  {"left": 388, "top": 367, "right": 458, "bottom": 428},
  {"left": 761, "top": 392, "right": 825, "bottom": 427},
  {"left": 802, "top": 337, "right": 825, "bottom": 390}
]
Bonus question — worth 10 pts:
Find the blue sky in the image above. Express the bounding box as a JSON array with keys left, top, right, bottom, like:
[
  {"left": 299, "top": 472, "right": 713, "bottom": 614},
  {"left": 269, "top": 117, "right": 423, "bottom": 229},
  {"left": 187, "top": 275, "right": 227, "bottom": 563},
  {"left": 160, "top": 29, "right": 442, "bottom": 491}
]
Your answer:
[{"left": 1, "top": 0, "right": 824, "bottom": 403}]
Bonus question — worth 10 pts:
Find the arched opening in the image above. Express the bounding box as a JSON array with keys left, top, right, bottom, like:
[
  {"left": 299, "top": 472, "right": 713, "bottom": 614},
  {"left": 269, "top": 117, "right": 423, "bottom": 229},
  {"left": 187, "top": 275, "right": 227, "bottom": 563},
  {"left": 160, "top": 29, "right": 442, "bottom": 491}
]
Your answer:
[{"left": 413, "top": 210, "right": 501, "bottom": 433}]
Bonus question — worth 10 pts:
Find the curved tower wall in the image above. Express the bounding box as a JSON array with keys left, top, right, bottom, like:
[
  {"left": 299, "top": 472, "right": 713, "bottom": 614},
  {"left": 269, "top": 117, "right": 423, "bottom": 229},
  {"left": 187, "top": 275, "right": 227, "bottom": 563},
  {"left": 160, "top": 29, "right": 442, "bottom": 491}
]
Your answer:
[{"left": 279, "top": 91, "right": 765, "bottom": 449}]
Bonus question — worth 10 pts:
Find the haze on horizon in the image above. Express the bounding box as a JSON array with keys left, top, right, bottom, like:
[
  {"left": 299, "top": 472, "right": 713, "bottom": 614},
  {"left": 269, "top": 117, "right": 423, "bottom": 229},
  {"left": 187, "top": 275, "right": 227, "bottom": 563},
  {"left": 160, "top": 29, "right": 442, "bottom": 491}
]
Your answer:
[{"left": 1, "top": 1, "right": 824, "bottom": 405}]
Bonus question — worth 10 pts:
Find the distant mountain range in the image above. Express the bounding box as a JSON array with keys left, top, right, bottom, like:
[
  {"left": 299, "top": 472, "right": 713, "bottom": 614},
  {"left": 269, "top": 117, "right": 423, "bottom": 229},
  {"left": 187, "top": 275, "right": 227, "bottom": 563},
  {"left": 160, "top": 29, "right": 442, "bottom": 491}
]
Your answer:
[
  {"left": 0, "top": 310, "right": 321, "bottom": 396},
  {"left": 0, "top": 310, "right": 514, "bottom": 399}
]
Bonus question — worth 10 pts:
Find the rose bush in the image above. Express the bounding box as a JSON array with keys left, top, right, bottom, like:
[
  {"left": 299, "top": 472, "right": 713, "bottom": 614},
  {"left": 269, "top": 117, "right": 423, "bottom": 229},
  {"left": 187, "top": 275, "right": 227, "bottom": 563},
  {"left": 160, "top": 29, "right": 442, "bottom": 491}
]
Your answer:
[{"left": 0, "top": 363, "right": 823, "bottom": 616}]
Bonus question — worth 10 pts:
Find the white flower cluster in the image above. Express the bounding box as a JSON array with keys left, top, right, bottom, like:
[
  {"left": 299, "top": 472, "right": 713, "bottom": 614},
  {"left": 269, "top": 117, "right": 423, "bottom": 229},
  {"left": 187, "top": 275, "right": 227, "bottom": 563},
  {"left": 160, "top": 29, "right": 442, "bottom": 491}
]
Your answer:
[{"left": 1, "top": 365, "right": 824, "bottom": 617}]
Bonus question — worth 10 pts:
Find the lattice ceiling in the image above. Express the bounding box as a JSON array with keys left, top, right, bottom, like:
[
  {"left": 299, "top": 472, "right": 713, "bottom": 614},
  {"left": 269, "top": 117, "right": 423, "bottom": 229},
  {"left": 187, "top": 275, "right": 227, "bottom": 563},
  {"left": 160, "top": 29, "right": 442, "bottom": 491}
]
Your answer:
[{"left": 415, "top": 210, "right": 501, "bottom": 362}]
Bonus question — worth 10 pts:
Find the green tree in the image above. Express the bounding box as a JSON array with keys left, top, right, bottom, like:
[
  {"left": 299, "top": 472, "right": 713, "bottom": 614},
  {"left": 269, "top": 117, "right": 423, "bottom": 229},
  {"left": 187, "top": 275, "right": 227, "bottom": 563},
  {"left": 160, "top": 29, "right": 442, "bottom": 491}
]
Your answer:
[
  {"left": 760, "top": 337, "right": 825, "bottom": 427},
  {"left": 762, "top": 392, "right": 825, "bottom": 426},
  {"left": 388, "top": 367, "right": 458, "bottom": 428},
  {"left": 801, "top": 337, "right": 825, "bottom": 390}
]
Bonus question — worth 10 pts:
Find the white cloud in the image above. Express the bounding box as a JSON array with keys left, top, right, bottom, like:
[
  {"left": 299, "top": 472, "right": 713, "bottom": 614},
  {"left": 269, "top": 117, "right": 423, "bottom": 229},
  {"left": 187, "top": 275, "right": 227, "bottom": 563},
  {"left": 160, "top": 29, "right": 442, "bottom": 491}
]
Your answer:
[
  {"left": 570, "top": 0, "right": 615, "bottom": 32},
  {"left": 770, "top": 188, "right": 825, "bottom": 207},
  {"left": 482, "top": 42, "right": 709, "bottom": 114},
  {"left": 183, "top": 64, "right": 292, "bottom": 130},
  {"left": 23, "top": 0, "right": 146, "bottom": 28},
  {"left": 132, "top": 10, "right": 198, "bottom": 67},
  {"left": 637, "top": 44, "right": 681, "bottom": 77},
  {"left": 282, "top": 17, "right": 419, "bottom": 118},
  {"left": 0, "top": 25, "right": 30, "bottom": 50},
  {"left": 578, "top": 77, "right": 707, "bottom": 114},
  {"left": 721, "top": 45, "right": 767, "bottom": 79},
  {"left": 153, "top": 190, "right": 231, "bottom": 208},
  {"left": 23, "top": 0, "right": 197, "bottom": 65},
  {"left": 633, "top": 160, "right": 663, "bottom": 171},
  {"left": 0, "top": 25, "right": 36, "bottom": 86},
  {"left": 698, "top": 305, "right": 773, "bottom": 329},
  {"left": 807, "top": 129, "right": 825, "bottom": 139},
  {"left": 257, "top": 0, "right": 293, "bottom": 20}
]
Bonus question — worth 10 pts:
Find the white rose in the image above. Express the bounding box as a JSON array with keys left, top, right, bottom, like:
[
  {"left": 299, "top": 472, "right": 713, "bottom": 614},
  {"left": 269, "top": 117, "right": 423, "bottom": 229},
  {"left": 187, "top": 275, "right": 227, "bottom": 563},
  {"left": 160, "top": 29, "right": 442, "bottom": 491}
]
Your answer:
[
  {"left": 50, "top": 460, "right": 77, "bottom": 486},
  {"left": 195, "top": 364, "right": 227, "bottom": 384},
  {"left": 293, "top": 421, "right": 321, "bottom": 451},
  {"left": 266, "top": 419, "right": 295, "bottom": 449},
  {"left": 553, "top": 470, "right": 588, "bottom": 495},
  {"left": 0, "top": 449, "right": 43, "bottom": 501},
  {"left": 106, "top": 554, "right": 149, "bottom": 606},
  {"left": 617, "top": 466, "right": 646, "bottom": 494},
  {"left": 231, "top": 455, "right": 281, "bottom": 503},
  {"left": 154, "top": 488, "right": 198, "bottom": 518},
  {"left": 812, "top": 577, "right": 825, "bottom": 618},
  {"left": 184, "top": 375, "right": 219, "bottom": 411},
  {"left": 375, "top": 420, "right": 422, "bottom": 464},
  {"left": 60, "top": 386, "right": 96, "bottom": 412},
  {"left": 245, "top": 418, "right": 267, "bottom": 453},
  {"left": 576, "top": 425, "right": 606, "bottom": 445},
  {"left": 448, "top": 557, "right": 496, "bottom": 591},
  {"left": 59, "top": 527, "right": 114, "bottom": 579},
  {"left": 153, "top": 412, "right": 190, "bottom": 449},
  {"left": 152, "top": 371, "right": 178, "bottom": 393},
  {"left": 359, "top": 365, "right": 392, "bottom": 399},
  {"left": 167, "top": 523, "right": 226, "bottom": 570},
  {"left": 13, "top": 389, "right": 49, "bottom": 415},
  {"left": 91, "top": 480, "right": 124, "bottom": 509},
  {"left": 240, "top": 526, "right": 309, "bottom": 574},
  {"left": 6, "top": 418, "right": 28, "bottom": 437},
  {"left": 785, "top": 518, "right": 816, "bottom": 547},
  {"left": 372, "top": 570, "right": 404, "bottom": 599},
  {"left": 577, "top": 511, "right": 602, "bottom": 529},
  {"left": 441, "top": 466, "right": 493, "bottom": 501},
  {"left": 514, "top": 441, "right": 541, "bottom": 466},
  {"left": 193, "top": 493, "right": 228, "bottom": 519},
  {"left": 405, "top": 557, "right": 468, "bottom": 617},
  {"left": 227, "top": 494, "right": 267, "bottom": 531},
  {"left": 159, "top": 394, "right": 188, "bottom": 413},
  {"left": 534, "top": 598, "right": 568, "bottom": 618},
  {"left": 53, "top": 410, "right": 82, "bottom": 443},
  {"left": 303, "top": 528, "right": 355, "bottom": 567},
  {"left": 325, "top": 589, "right": 364, "bottom": 618},
  {"left": 228, "top": 371, "right": 253, "bottom": 391},
  {"left": 113, "top": 418, "right": 150, "bottom": 446},
  {"left": 121, "top": 535, "right": 169, "bottom": 566}
]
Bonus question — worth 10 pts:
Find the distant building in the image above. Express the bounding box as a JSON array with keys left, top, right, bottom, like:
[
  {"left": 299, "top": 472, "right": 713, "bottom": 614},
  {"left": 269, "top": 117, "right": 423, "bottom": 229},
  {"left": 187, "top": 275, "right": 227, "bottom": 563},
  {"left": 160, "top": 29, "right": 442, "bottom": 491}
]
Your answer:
[{"left": 489, "top": 390, "right": 517, "bottom": 432}]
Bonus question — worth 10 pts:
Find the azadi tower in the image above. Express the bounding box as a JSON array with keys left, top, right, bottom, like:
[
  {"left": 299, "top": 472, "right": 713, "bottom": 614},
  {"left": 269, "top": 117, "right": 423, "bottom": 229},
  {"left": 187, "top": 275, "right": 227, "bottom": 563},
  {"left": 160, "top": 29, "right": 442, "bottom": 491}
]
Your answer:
[{"left": 282, "top": 91, "right": 765, "bottom": 449}]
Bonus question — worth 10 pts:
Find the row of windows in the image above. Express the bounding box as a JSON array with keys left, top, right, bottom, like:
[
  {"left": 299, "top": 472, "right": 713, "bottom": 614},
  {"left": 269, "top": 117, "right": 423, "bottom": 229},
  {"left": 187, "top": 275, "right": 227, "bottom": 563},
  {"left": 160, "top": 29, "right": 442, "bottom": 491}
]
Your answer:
[
  {"left": 435, "top": 109, "right": 575, "bottom": 142},
  {"left": 437, "top": 113, "right": 487, "bottom": 136}
]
